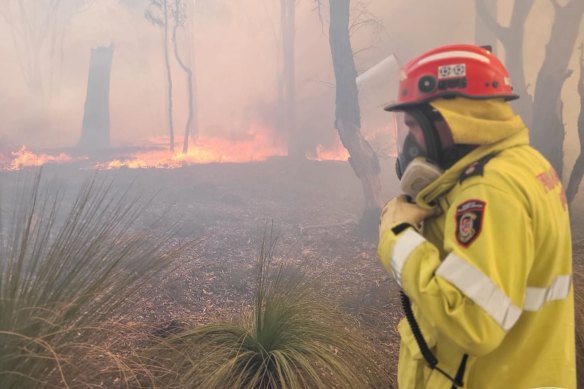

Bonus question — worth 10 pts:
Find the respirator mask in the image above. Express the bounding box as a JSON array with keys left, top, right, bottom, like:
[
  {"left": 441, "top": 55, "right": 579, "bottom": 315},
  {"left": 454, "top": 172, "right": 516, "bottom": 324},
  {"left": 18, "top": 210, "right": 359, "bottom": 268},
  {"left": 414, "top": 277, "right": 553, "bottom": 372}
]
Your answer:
[{"left": 393, "top": 108, "right": 444, "bottom": 198}]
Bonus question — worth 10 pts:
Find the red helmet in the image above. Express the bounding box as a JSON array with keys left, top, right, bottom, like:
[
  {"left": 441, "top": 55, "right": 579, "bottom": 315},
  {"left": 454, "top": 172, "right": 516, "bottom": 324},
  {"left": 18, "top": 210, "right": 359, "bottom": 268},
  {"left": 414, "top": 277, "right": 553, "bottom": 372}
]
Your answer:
[{"left": 385, "top": 44, "right": 518, "bottom": 111}]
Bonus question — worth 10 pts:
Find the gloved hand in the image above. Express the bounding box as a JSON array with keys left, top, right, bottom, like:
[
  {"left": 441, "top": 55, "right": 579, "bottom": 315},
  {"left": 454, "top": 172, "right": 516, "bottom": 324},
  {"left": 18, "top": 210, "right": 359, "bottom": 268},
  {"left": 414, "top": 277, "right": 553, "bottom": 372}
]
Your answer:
[{"left": 379, "top": 195, "right": 440, "bottom": 240}]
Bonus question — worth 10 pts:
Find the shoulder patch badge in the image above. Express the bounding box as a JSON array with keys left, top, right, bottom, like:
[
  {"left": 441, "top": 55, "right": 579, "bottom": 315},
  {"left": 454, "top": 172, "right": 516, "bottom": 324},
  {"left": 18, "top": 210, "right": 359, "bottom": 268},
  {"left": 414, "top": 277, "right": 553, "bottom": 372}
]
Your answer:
[{"left": 455, "top": 199, "right": 486, "bottom": 247}]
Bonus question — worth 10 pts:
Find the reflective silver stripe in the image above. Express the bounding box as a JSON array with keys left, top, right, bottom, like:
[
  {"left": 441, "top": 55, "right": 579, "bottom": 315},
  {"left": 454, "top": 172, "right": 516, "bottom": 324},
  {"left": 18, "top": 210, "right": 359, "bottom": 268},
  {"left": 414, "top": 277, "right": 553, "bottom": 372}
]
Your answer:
[
  {"left": 524, "top": 275, "right": 572, "bottom": 311},
  {"left": 391, "top": 229, "right": 425, "bottom": 287},
  {"left": 417, "top": 50, "right": 490, "bottom": 65},
  {"left": 436, "top": 253, "right": 521, "bottom": 331},
  {"left": 531, "top": 387, "right": 565, "bottom": 389}
]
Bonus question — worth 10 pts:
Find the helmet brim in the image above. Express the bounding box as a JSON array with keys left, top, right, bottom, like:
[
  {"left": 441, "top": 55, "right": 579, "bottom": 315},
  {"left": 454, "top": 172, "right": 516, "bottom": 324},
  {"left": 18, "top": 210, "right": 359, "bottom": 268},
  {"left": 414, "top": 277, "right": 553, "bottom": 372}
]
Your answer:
[{"left": 384, "top": 93, "right": 520, "bottom": 112}]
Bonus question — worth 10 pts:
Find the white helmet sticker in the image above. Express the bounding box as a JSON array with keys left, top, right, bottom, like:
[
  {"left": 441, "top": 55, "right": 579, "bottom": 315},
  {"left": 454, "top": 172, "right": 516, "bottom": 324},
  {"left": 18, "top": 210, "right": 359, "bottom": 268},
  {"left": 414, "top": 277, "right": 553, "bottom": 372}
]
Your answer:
[{"left": 438, "top": 64, "right": 466, "bottom": 79}]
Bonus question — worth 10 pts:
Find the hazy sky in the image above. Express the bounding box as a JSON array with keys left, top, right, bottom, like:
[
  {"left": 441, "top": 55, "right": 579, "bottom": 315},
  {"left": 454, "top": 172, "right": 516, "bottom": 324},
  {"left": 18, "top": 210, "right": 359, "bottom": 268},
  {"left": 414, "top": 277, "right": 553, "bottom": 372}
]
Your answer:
[{"left": 0, "top": 0, "right": 582, "bottom": 167}]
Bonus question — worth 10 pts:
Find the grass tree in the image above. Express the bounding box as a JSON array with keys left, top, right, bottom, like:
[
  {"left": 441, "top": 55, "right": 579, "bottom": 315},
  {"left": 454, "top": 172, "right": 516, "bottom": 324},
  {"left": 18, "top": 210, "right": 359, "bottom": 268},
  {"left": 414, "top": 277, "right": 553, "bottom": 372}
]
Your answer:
[
  {"left": 146, "top": 230, "right": 387, "bottom": 388},
  {"left": 0, "top": 172, "right": 189, "bottom": 388}
]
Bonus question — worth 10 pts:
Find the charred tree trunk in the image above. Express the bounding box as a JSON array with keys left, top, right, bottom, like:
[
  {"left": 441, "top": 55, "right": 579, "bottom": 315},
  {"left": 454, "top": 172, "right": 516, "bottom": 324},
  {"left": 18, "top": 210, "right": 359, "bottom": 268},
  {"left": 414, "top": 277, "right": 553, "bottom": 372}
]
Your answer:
[
  {"left": 280, "top": 0, "right": 300, "bottom": 158},
  {"left": 475, "top": 0, "right": 534, "bottom": 127},
  {"left": 566, "top": 45, "right": 584, "bottom": 205},
  {"left": 329, "top": 0, "right": 382, "bottom": 231},
  {"left": 77, "top": 44, "right": 114, "bottom": 150},
  {"left": 530, "top": 0, "right": 584, "bottom": 176}
]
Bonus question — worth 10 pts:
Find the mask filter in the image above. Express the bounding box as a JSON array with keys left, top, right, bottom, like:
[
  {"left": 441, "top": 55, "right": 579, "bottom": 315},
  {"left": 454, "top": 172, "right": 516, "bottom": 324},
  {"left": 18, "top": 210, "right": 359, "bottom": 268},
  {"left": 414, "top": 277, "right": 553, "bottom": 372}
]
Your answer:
[{"left": 399, "top": 157, "right": 444, "bottom": 198}]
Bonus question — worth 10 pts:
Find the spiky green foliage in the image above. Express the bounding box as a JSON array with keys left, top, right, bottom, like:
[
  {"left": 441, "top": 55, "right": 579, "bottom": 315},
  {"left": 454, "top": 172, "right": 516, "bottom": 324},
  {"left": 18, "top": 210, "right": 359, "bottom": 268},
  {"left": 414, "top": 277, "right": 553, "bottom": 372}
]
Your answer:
[
  {"left": 148, "top": 231, "right": 386, "bottom": 388},
  {"left": 0, "top": 172, "right": 188, "bottom": 388}
]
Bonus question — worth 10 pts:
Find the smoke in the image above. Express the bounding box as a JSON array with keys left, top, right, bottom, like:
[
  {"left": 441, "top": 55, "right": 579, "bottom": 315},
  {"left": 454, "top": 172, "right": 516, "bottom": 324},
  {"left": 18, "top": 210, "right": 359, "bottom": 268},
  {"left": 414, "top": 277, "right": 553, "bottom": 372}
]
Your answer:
[{"left": 0, "top": 0, "right": 581, "bottom": 165}]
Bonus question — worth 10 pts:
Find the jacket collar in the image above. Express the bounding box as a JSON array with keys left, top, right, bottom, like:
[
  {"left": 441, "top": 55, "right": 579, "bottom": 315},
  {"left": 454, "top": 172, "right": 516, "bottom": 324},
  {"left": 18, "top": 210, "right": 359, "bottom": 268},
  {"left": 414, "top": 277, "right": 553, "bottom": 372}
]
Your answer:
[{"left": 415, "top": 129, "right": 529, "bottom": 208}]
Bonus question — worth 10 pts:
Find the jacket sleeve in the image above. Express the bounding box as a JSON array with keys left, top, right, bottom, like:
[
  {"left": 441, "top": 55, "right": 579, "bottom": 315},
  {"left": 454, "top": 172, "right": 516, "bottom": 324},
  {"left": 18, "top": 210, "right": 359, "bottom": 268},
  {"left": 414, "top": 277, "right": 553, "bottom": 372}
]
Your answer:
[{"left": 378, "top": 182, "right": 534, "bottom": 356}]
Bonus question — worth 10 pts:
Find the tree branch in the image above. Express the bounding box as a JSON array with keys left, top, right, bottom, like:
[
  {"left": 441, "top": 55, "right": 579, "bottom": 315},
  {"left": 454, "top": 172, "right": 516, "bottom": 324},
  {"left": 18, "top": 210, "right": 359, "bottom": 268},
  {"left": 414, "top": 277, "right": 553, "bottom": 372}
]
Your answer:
[
  {"left": 579, "top": 43, "right": 584, "bottom": 96},
  {"left": 349, "top": 18, "right": 376, "bottom": 35},
  {"left": 549, "top": 0, "right": 561, "bottom": 12},
  {"left": 348, "top": 2, "right": 383, "bottom": 37},
  {"left": 562, "top": 69, "right": 574, "bottom": 84},
  {"left": 353, "top": 45, "right": 378, "bottom": 58},
  {"left": 475, "top": 0, "right": 509, "bottom": 41},
  {"left": 565, "top": 42, "right": 584, "bottom": 204},
  {"left": 509, "top": 0, "right": 535, "bottom": 28},
  {"left": 566, "top": 0, "right": 584, "bottom": 17},
  {"left": 312, "top": 0, "right": 324, "bottom": 29}
]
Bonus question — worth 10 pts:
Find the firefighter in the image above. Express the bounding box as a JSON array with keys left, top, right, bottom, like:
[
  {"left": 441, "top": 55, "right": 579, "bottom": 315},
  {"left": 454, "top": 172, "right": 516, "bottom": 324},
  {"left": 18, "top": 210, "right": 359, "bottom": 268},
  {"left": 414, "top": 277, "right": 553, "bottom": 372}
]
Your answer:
[{"left": 377, "top": 44, "right": 575, "bottom": 388}]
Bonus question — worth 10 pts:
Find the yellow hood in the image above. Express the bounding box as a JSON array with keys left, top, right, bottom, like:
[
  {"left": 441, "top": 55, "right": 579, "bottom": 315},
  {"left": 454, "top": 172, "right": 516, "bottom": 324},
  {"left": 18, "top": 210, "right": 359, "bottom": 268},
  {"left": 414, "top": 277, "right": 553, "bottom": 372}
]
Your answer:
[
  {"left": 416, "top": 98, "right": 529, "bottom": 208},
  {"left": 430, "top": 98, "right": 525, "bottom": 145}
]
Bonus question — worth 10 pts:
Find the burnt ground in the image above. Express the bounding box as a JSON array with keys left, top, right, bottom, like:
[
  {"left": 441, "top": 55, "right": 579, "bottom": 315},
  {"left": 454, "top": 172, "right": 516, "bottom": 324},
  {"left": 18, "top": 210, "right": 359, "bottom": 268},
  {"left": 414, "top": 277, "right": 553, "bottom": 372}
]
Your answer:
[
  {"left": 1, "top": 157, "right": 401, "bottom": 383},
  {"left": 122, "top": 157, "right": 403, "bottom": 382},
  {"left": 4, "top": 157, "right": 584, "bottom": 386}
]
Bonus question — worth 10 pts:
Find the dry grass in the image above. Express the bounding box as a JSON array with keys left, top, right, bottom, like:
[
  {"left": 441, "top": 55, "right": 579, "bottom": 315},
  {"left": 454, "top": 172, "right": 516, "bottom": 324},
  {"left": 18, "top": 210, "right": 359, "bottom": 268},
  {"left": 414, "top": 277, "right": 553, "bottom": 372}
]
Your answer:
[
  {"left": 0, "top": 172, "right": 191, "bottom": 388},
  {"left": 143, "top": 229, "right": 390, "bottom": 388}
]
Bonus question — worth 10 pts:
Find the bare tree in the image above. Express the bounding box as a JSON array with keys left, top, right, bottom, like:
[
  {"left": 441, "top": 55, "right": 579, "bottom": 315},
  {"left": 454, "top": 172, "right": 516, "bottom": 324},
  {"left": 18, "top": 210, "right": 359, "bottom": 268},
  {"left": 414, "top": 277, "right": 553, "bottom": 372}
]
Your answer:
[
  {"left": 0, "top": 0, "right": 94, "bottom": 99},
  {"left": 475, "top": 0, "right": 534, "bottom": 127},
  {"left": 530, "top": 0, "right": 584, "bottom": 176},
  {"left": 566, "top": 44, "right": 584, "bottom": 203},
  {"left": 476, "top": 0, "right": 584, "bottom": 194},
  {"left": 328, "top": 0, "right": 383, "bottom": 229},
  {"left": 146, "top": 0, "right": 175, "bottom": 152},
  {"left": 171, "top": 0, "right": 198, "bottom": 153}
]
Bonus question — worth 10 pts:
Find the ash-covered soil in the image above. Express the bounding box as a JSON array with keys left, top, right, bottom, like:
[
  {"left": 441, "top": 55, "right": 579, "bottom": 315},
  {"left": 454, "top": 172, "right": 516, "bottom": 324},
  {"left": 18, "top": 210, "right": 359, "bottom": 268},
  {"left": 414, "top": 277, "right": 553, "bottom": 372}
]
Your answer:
[
  {"left": 0, "top": 157, "right": 401, "bottom": 380},
  {"left": 124, "top": 157, "right": 402, "bottom": 377}
]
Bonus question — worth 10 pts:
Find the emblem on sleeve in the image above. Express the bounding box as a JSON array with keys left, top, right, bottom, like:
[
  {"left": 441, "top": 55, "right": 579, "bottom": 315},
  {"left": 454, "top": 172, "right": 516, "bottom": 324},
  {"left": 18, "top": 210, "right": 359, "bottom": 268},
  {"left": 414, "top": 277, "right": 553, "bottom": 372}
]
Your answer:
[{"left": 455, "top": 200, "right": 486, "bottom": 247}]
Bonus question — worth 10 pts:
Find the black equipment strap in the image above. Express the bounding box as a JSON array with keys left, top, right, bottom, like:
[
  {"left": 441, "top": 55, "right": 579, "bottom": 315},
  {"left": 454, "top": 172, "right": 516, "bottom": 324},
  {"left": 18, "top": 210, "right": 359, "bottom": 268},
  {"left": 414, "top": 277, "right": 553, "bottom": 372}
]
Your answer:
[
  {"left": 400, "top": 291, "right": 468, "bottom": 388},
  {"left": 451, "top": 354, "right": 469, "bottom": 389}
]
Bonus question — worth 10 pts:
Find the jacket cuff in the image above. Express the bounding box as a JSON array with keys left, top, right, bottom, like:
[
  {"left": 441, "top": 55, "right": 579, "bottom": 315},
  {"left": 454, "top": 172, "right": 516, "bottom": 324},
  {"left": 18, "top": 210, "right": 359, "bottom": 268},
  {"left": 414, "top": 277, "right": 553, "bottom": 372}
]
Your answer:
[{"left": 378, "top": 225, "right": 426, "bottom": 287}]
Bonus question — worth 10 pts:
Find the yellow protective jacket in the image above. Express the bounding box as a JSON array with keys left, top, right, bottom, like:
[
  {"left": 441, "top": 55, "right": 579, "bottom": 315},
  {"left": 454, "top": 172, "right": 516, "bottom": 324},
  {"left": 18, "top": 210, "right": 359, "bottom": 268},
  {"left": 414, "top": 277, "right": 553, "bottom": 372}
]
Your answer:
[{"left": 378, "top": 99, "right": 575, "bottom": 388}]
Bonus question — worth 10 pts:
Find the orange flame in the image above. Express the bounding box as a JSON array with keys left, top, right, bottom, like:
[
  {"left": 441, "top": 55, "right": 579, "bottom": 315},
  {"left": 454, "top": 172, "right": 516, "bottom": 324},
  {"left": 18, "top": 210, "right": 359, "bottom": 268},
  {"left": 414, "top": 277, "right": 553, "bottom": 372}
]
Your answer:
[
  {"left": 2, "top": 146, "right": 76, "bottom": 171},
  {"left": 305, "top": 123, "right": 398, "bottom": 162},
  {"left": 307, "top": 143, "right": 349, "bottom": 162},
  {"left": 97, "top": 124, "right": 287, "bottom": 169}
]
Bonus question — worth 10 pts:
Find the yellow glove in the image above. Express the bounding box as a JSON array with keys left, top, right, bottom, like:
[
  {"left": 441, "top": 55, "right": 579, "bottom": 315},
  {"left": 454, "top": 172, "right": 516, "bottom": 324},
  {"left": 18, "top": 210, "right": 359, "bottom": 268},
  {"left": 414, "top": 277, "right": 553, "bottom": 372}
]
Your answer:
[{"left": 379, "top": 195, "right": 440, "bottom": 240}]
